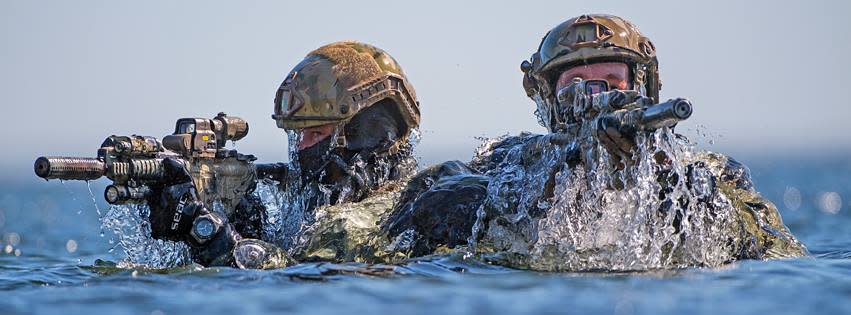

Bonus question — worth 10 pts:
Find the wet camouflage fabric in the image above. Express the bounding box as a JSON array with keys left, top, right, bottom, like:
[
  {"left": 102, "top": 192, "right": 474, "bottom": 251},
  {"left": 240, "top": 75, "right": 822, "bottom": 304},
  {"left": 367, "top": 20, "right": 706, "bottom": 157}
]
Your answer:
[
  {"left": 383, "top": 133, "right": 806, "bottom": 271},
  {"left": 291, "top": 180, "right": 408, "bottom": 264},
  {"left": 707, "top": 152, "right": 809, "bottom": 259},
  {"left": 210, "top": 179, "right": 408, "bottom": 269},
  {"left": 274, "top": 164, "right": 484, "bottom": 266},
  {"left": 225, "top": 131, "right": 806, "bottom": 270}
]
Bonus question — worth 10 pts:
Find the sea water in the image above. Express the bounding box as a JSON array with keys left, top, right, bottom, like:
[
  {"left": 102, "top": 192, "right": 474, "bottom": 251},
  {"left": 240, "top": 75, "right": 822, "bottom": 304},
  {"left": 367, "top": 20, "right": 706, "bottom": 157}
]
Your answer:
[{"left": 1, "top": 154, "right": 849, "bottom": 314}]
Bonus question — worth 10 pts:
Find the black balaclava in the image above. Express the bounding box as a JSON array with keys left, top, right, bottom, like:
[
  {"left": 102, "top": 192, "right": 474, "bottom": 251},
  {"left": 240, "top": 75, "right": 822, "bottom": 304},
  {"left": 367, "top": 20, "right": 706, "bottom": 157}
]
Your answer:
[
  {"left": 343, "top": 99, "right": 403, "bottom": 152},
  {"left": 294, "top": 99, "right": 412, "bottom": 204}
]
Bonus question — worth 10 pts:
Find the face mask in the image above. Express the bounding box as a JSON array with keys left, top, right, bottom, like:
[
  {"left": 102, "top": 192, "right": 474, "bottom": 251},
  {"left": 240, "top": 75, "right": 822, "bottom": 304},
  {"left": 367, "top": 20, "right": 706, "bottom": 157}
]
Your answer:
[
  {"left": 343, "top": 100, "right": 402, "bottom": 152},
  {"left": 295, "top": 136, "right": 334, "bottom": 177}
]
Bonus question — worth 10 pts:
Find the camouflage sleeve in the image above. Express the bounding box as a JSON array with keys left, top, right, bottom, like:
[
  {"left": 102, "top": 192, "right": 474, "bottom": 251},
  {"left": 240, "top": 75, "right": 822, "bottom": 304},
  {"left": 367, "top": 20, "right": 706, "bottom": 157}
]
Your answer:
[
  {"left": 295, "top": 186, "right": 403, "bottom": 263},
  {"left": 381, "top": 161, "right": 489, "bottom": 257},
  {"left": 469, "top": 133, "right": 544, "bottom": 173},
  {"left": 706, "top": 153, "right": 808, "bottom": 259}
]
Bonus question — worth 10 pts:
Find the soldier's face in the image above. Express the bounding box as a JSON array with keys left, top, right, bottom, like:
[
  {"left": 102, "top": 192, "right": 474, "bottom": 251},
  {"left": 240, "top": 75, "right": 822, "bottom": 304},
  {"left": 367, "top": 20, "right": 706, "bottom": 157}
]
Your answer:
[
  {"left": 297, "top": 123, "right": 336, "bottom": 150},
  {"left": 556, "top": 62, "right": 631, "bottom": 93}
]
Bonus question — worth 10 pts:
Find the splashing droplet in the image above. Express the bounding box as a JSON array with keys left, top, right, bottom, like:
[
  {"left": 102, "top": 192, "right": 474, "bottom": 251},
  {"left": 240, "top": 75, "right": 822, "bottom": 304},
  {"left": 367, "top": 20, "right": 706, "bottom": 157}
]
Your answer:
[
  {"left": 817, "top": 191, "right": 842, "bottom": 214},
  {"left": 783, "top": 186, "right": 802, "bottom": 211},
  {"left": 66, "top": 239, "right": 78, "bottom": 253},
  {"left": 85, "top": 181, "right": 102, "bottom": 217},
  {"left": 100, "top": 204, "right": 191, "bottom": 268},
  {"left": 471, "top": 127, "right": 747, "bottom": 271}
]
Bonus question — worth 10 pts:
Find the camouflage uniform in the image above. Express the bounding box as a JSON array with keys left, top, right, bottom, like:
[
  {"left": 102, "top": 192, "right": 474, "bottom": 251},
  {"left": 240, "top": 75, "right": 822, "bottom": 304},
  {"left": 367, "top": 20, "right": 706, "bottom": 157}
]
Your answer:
[
  {"left": 253, "top": 41, "right": 422, "bottom": 267},
  {"left": 383, "top": 14, "right": 806, "bottom": 271},
  {"left": 469, "top": 134, "right": 804, "bottom": 269},
  {"left": 148, "top": 41, "right": 422, "bottom": 269},
  {"left": 290, "top": 181, "right": 410, "bottom": 263}
]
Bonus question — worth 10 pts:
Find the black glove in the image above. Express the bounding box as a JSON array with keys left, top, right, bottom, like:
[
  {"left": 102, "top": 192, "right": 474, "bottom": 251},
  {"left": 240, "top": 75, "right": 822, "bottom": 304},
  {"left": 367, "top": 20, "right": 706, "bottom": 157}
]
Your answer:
[
  {"left": 146, "top": 157, "right": 243, "bottom": 266},
  {"left": 148, "top": 158, "right": 202, "bottom": 240},
  {"left": 592, "top": 90, "right": 652, "bottom": 169},
  {"left": 596, "top": 115, "right": 637, "bottom": 169}
]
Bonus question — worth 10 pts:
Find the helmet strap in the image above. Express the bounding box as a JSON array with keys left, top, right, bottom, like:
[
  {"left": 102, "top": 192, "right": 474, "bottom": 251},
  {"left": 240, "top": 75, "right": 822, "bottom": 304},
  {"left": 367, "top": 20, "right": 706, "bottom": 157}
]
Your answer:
[
  {"left": 633, "top": 64, "right": 647, "bottom": 97},
  {"left": 334, "top": 129, "right": 347, "bottom": 149}
]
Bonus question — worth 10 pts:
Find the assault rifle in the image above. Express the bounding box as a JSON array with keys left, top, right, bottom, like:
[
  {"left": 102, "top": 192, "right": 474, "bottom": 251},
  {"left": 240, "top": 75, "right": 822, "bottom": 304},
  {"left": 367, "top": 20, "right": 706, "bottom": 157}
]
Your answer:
[{"left": 34, "top": 113, "right": 262, "bottom": 209}]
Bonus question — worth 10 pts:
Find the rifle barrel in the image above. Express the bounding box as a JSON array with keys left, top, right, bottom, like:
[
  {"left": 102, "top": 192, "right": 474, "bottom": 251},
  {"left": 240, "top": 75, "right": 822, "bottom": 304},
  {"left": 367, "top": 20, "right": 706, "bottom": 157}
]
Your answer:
[
  {"left": 34, "top": 156, "right": 105, "bottom": 181},
  {"left": 637, "top": 98, "right": 693, "bottom": 130}
]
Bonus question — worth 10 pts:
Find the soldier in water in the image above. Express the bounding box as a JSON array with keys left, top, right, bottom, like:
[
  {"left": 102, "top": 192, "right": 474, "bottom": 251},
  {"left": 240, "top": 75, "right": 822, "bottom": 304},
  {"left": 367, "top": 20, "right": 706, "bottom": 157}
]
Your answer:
[
  {"left": 383, "top": 14, "right": 807, "bottom": 271},
  {"left": 146, "top": 41, "right": 421, "bottom": 268}
]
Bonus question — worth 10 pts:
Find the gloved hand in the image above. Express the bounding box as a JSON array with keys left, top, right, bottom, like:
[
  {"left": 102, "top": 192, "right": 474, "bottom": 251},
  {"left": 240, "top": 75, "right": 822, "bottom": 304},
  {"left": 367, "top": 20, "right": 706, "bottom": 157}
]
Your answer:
[
  {"left": 146, "top": 157, "right": 204, "bottom": 240},
  {"left": 596, "top": 114, "right": 638, "bottom": 169},
  {"left": 144, "top": 157, "right": 246, "bottom": 266},
  {"left": 592, "top": 90, "right": 655, "bottom": 168},
  {"left": 556, "top": 80, "right": 648, "bottom": 169}
]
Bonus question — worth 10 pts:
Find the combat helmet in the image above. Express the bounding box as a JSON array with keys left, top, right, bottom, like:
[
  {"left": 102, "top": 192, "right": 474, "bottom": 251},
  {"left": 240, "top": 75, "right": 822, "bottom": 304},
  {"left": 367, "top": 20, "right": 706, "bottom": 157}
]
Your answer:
[
  {"left": 272, "top": 41, "right": 420, "bottom": 153},
  {"left": 521, "top": 14, "right": 660, "bottom": 132}
]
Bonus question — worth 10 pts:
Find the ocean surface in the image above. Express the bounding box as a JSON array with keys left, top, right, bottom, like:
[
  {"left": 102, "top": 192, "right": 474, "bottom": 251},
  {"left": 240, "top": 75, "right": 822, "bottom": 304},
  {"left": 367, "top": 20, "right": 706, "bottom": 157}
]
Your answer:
[{"left": 1, "top": 156, "right": 850, "bottom": 315}]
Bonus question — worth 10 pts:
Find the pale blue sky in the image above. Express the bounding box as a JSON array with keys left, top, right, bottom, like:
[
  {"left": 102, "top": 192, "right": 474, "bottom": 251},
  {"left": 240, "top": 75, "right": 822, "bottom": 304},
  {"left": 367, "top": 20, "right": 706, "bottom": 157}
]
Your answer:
[{"left": 2, "top": 0, "right": 850, "bottom": 182}]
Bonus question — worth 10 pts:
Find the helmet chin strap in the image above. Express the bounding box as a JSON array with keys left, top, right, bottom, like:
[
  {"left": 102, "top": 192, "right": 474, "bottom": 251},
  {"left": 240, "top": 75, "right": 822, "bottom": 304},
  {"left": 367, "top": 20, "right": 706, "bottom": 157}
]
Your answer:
[{"left": 633, "top": 64, "right": 648, "bottom": 98}]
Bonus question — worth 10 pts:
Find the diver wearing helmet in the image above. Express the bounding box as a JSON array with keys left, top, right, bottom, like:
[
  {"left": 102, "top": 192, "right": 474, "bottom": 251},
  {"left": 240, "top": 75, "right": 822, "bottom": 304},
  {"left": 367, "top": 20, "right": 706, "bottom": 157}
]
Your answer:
[
  {"left": 145, "top": 41, "right": 422, "bottom": 268},
  {"left": 383, "top": 14, "right": 807, "bottom": 271}
]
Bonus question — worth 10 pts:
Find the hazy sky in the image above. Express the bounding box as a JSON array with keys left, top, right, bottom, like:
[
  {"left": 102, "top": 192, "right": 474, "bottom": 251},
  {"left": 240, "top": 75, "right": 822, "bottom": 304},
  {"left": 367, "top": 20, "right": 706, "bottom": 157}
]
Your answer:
[{"left": 2, "top": 0, "right": 850, "bottom": 182}]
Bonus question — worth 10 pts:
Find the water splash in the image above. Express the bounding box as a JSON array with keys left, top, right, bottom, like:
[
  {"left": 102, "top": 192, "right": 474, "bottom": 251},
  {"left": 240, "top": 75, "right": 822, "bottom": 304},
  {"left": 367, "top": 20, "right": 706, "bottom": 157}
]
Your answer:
[
  {"left": 254, "top": 179, "right": 314, "bottom": 253},
  {"left": 84, "top": 181, "right": 102, "bottom": 217},
  {"left": 101, "top": 204, "right": 192, "bottom": 269},
  {"left": 407, "top": 128, "right": 422, "bottom": 148},
  {"left": 58, "top": 180, "right": 84, "bottom": 215},
  {"left": 253, "top": 128, "right": 419, "bottom": 257},
  {"left": 472, "top": 127, "right": 740, "bottom": 271}
]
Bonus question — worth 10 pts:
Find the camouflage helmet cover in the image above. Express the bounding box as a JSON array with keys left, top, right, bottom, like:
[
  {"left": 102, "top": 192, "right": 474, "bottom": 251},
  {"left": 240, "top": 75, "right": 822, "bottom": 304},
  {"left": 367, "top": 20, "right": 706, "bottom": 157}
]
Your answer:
[
  {"left": 522, "top": 14, "right": 661, "bottom": 131},
  {"left": 272, "top": 41, "right": 420, "bottom": 135}
]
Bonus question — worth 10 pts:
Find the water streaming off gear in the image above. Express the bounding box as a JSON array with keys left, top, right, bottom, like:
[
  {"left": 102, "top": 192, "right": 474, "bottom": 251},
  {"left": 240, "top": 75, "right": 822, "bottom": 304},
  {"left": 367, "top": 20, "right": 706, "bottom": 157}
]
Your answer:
[
  {"left": 101, "top": 203, "right": 192, "bottom": 268},
  {"left": 94, "top": 120, "right": 419, "bottom": 268},
  {"left": 255, "top": 128, "right": 419, "bottom": 258},
  {"left": 469, "top": 124, "right": 805, "bottom": 271},
  {"left": 93, "top": 116, "right": 802, "bottom": 271}
]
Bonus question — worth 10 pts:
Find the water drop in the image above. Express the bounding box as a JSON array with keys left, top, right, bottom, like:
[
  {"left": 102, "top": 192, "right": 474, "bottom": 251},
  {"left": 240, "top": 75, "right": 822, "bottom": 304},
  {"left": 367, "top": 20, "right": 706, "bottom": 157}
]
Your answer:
[
  {"left": 85, "top": 181, "right": 102, "bottom": 216},
  {"left": 817, "top": 191, "right": 842, "bottom": 214},
  {"left": 783, "top": 186, "right": 802, "bottom": 211},
  {"left": 6, "top": 232, "right": 20, "bottom": 246},
  {"left": 66, "top": 239, "right": 78, "bottom": 253}
]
